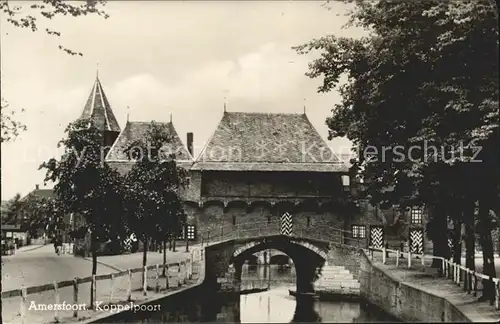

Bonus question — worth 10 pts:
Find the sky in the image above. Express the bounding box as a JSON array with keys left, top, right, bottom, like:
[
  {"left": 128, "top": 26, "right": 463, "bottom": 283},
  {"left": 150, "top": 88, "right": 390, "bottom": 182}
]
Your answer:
[{"left": 1, "top": 1, "right": 366, "bottom": 200}]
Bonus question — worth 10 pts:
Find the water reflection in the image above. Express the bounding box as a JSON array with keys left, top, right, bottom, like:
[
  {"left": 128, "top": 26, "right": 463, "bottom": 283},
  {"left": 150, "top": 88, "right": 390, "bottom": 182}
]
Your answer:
[{"left": 109, "top": 264, "right": 394, "bottom": 323}]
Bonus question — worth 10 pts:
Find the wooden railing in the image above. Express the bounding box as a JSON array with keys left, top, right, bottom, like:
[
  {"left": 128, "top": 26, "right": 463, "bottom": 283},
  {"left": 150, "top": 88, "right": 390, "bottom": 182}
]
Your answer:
[
  {"left": 367, "top": 246, "right": 500, "bottom": 310},
  {"left": 6, "top": 220, "right": 497, "bottom": 323},
  {"left": 196, "top": 219, "right": 362, "bottom": 249},
  {"left": 1, "top": 248, "right": 203, "bottom": 324}
]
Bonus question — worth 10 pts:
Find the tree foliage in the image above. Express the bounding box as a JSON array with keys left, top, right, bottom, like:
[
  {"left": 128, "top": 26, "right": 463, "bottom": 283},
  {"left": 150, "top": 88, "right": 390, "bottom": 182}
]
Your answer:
[
  {"left": 40, "top": 118, "right": 126, "bottom": 306},
  {"left": 123, "top": 121, "right": 188, "bottom": 268},
  {"left": 1, "top": 0, "right": 108, "bottom": 56},
  {"left": 40, "top": 118, "right": 126, "bottom": 243},
  {"left": 296, "top": 0, "right": 499, "bottom": 296},
  {"left": 2, "top": 193, "right": 23, "bottom": 224},
  {"left": 0, "top": 0, "right": 109, "bottom": 142},
  {"left": 1, "top": 98, "right": 26, "bottom": 143},
  {"left": 22, "top": 195, "right": 64, "bottom": 238},
  {"left": 296, "top": 0, "right": 497, "bottom": 208}
]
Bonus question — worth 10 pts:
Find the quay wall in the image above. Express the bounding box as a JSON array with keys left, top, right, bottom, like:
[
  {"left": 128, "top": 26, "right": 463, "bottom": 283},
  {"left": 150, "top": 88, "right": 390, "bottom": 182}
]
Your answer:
[{"left": 358, "top": 251, "right": 470, "bottom": 323}]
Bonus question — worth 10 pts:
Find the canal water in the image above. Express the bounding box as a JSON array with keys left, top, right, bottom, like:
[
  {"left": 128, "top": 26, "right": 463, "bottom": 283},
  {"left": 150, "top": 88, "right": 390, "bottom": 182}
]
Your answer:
[{"left": 110, "top": 264, "right": 395, "bottom": 323}]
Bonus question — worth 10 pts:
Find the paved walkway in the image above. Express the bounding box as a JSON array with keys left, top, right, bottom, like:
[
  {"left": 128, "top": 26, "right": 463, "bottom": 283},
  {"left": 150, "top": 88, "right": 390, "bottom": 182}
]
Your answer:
[
  {"left": 2, "top": 244, "right": 202, "bottom": 324},
  {"left": 370, "top": 251, "right": 500, "bottom": 323}
]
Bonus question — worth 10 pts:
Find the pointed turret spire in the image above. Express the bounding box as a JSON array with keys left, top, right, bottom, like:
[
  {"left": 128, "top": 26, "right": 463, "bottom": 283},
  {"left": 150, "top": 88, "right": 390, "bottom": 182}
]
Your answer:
[{"left": 80, "top": 75, "right": 121, "bottom": 133}]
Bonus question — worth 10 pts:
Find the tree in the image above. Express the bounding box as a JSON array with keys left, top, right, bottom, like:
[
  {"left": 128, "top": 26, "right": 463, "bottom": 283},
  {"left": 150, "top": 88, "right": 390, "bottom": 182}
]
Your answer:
[
  {"left": 18, "top": 195, "right": 59, "bottom": 238},
  {"left": 0, "top": 0, "right": 109, "bottom": 142},
  {"left": 123, "top": 122, "right": 188, "bottom": 284},
  {"left": 1, "top": 0, "right": 108, "bottom": 56},
  {"left": 3, "top": 193, "right": 23, "bottom": 224},
  {"left": 295, "top": 0, "right": 498, "bottom": 298},
  {"left": 40, "top": 118, "right": 126, "bottom": 308},
  {"left": 1, "top": 99, "right": 27, "bottom": 143}
]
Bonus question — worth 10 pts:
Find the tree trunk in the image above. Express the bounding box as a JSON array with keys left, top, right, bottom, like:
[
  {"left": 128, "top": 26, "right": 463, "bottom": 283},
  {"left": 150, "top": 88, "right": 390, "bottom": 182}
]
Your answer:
[
  {"left": 172, "top": 237, "right": 176, "bottom": 252},
  {"left": 162, "top": 240, "right": 167, "bottom": 277},
  {"left": 431, "top": 204, "right": 450, "bottom": 270},
  {"left": 185, "top": 224, "right": 189, "bottom": 252},
  {"left": 463, "top": 201, "right": 476, "bottom": 291},
  {"left": 478, "top": 201, "right": 497, "bottom": 303},
  {"left": 169, "top": 237, "right": 172, "bottom": 251},
  {"left": 452, "top": 218, "right": 462, "bottom": 265},
  {"left": 90, "top": 231, "right": 97, "bottom": 309}
]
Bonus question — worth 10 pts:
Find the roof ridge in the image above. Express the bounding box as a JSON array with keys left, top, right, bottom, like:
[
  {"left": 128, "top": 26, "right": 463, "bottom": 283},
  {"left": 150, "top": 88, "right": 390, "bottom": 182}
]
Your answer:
[
  {"left": 167, "top": 121, "right": 194, "bottom": 161},
  {"left": 301, "top": 113, "right": 341, "bottom": 161},
  {"left": 127, "top": 120, "right": 172, "bottom": 125},
  {"left": 105, "top": 119, "right": 192, "bottom": 162},
  {"left": 194, "top": 112, "right": 226, "bottom": 162},
  {"left": 224, "top": 111, "right": 305, "bottom": 116}
]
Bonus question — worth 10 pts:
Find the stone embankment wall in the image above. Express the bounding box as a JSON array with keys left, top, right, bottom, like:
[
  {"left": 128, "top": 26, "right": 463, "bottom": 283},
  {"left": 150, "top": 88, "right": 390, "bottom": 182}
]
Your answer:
[{"left": 358, "top": 251, "right": 470, "bottom": 322}]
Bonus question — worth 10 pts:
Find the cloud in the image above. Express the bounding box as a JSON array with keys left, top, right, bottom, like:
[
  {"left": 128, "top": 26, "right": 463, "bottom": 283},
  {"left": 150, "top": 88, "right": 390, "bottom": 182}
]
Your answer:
[{"left": 1, "top": 41, "right": 353, "bottom": 200}]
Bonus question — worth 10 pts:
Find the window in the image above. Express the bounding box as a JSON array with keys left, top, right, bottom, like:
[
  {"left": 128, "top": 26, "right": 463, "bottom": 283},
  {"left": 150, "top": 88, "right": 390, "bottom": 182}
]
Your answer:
[
  {"left": 411, "top": 208, "right": 423, "bottom": 224},
  {"left": 185, "top": 177, "right": 191, "bottom": 187},
  {"left": 186, "top": 225, "right": 196, "bottom": 240},
  {"left": 352, "top": 225, "right": 366, "bottom": 238},
  {"left": 177, "top": 225, "right": 196, "bottom": 240}
]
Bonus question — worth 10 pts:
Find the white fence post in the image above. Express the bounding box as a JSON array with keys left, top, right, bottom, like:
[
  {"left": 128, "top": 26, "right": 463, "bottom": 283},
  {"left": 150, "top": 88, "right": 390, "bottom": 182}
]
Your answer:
[
  {"left": 421, "top": 251, "right": 425, "bottom": 266},
  {"left": 396, "top": 250, "right": 400, "bottom": 267},
  {"left": 127, "top": 269, "right": 132, "bottom": 301},
  {"left": 73, "top": 278, "right": 79, "bottom": 318},
  {"left": 155, "top": 264, "right": 160, "bottom": 293},
  {"left": 183, "top": 262, "right": 188, "bottom": 284},
  {"left": 178, "top": 263, "right": 182, "bottom": 287},
  {"left": 382, "top": 247, "right": 386, "bottom": 264},
  {"left": 53, "top": 281, "right": 59, "bottom": 322},
  {"left": 495, "top": 281, "right": 499, "bottom": 310},
  {"left": 407, "top": 251, "right": 412, "bottom": 268},
  {"left": 165, "top": 265, "right": 170, "bottom": 289},
  {"left": 20, "top": 286, "right": 27, "bottom": 324},
  {"left": 92, "top": 275, "right": 96, "bottom": 308},
  {"left": 143, "top": 266, "right": 147, "bottom": 296},
  {"left": 109, "top": 273, "right": 114, "bottom": 304}
]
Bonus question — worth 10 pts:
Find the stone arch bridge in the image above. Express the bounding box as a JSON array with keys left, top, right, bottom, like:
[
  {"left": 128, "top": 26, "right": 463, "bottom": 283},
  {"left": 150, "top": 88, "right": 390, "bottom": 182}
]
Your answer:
[{"left": 201, "top": 220, "right": 362, "bottom": 294}]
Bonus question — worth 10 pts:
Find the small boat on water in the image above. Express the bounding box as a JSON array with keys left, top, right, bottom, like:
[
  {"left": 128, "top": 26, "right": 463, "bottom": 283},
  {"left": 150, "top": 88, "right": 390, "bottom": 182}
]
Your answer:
[
  {"left": 289, "top": 289, "right": 360, "bottom": 301},
  {"left": 288, "top": 290, "right": 319, "bottom": 299}
]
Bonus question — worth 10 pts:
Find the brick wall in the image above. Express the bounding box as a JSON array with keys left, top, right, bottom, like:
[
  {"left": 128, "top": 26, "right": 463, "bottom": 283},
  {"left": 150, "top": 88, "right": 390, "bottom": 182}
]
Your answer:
[
  {"left": 192, "top": 203, "right": 348, "bottom": 242},
  {"left": 200, "top": 171, "right": 342, "bottom": 198}
]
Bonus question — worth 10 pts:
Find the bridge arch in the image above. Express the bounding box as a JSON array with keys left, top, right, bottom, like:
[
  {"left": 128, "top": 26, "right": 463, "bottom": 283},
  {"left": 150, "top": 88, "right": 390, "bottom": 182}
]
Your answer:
[
  {"left": 233, "top": 238, "right": 328, "bottom": 261},
  {"left": 225, "top": 236, "right": 329, "bottom": 293}
]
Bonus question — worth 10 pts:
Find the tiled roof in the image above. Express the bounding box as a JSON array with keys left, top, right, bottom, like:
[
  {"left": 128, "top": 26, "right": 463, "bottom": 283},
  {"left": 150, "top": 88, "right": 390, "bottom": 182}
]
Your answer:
[
  {"left": 192, "top": 112, "right": 347, "bottom": 172},
  {"left": 106, "top": 121, "right": 192, "bottom": 162},
  {"left": 190, "top": 162, "right": 346, "bottom": 172},
  {"left": 21, "top": 188, "right": 54, "bottom": 202},
  {"left": 80, "top": 77, "right": 121, "bottom": 133}
]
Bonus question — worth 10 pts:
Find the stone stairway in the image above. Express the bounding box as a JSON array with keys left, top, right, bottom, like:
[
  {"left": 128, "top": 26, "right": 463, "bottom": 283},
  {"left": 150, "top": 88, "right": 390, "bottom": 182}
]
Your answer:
[{"left": 314, "top": 264, "right": 360, "bottom": 295}]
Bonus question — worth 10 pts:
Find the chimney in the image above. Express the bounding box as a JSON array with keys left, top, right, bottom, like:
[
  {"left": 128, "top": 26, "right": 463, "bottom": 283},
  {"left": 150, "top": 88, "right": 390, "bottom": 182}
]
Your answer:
[
  {"left": 187, "top": 132, "right": 194, "bottom": 157},
  {"left": 35, "top": 184, "right": 39, "bottom": 190}
]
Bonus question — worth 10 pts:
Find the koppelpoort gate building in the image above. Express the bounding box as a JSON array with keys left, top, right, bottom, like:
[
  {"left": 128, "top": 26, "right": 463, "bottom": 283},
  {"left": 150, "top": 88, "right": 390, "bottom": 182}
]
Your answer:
[{"left": 77, "top": 75, "right": 433, "bottom": 255}]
